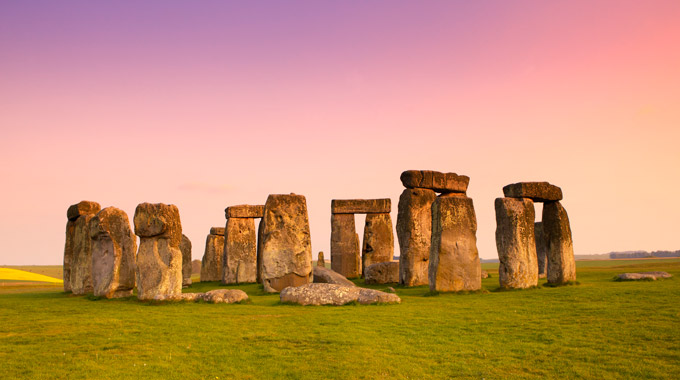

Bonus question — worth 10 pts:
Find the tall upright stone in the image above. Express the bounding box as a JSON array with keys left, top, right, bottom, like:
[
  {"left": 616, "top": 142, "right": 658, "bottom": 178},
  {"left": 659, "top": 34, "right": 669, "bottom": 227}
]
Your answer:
[
  {"left": 534, "top": 222, "right": 548, "bottom": 278},
  {"left": 495, "top": 197, "right": 538, "bottom": 289},
  {"left": 180, "top": 234, "right": 192, "bottom": 287},
  {"left": 429, "top": 195, "right": 481, "bottom": 292},
  {"left": 543, "top": 202, "right": 576, "bottom": 284},
  {"left": 362, "top": 213, "right": 394, "bottom": 277},
  {"left": 260, "top": 194, "right": 313, "bottom": 292},
  {"left": 89, "top": 207, "right": 137, "bottom": 298},
  {"left": 317, "top": 251, "right": 326, "bottom": 267},
  {"left": 201, "top": 227, "right": 224, "bottom": 282},
  {"left": 223, "top": 217, "right": 257, "bottom": 284},
  {"left": 331, "top": 213, "right": 361, "bottom": 278},
  {"left": 65, "top": 201, "right": 101, "bottom": 294},
  {"left": 63, "top": 220, "right": 76, "bottom": 292},
  {"left": 134, "top": 203, "right": 183, "bottom": 300},
  {"left": 397, "top": 188, "right": 436, "bottom": 286},
  {"left": 257, "top": 217, "right": 264, "bottom": 283}
]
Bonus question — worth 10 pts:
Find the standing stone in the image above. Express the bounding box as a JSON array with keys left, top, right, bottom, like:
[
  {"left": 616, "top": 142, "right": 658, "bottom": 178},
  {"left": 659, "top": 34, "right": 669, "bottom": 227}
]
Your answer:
[
  {"left": 397, "top": 188, "right": 436, "bottom": 286},
  {"left": 260, "top": 194, "right": 313, "bottom": 292},
  {"left": 66, "top": 201, "right": 101, "bottom": 294},
  {"left": 223, "top": 217, "right": 257, "bottom": 284},
  {"left": 63, "top": 220, "right": 76, "bottom": 292},
  {"left": 543, "top": 201, "right": 576, "bottom": 284},
  {"left": 134, "top": 203, "right": 183, "bottom": 300},
  {"left": 317, "top": 251, "right": 325, "bottom": 267},
  {"left": 256, "top": 217, "right": 264, "bottom": 283},
  {"left": 362, "top": 213, "right": 394, "bottom": 277},
  {"left": 201, "top": 227, "right": 224, "bottom": 282},
  {"left": 364, "top": 261, "right": 400, "bottom": 284},
  {"left": 330, "top": 213, "right": 361, "bottom": 279},
  {"left": 495, "top": 198, "right": 538, "bottom": 289},
  {"left": 429, "top": 195, "right": 481, "bottom": 292},
  {"left": 180, "top": 235, "right": 192, "bottom": 287},
  {"left": 89, "top": 207, "right": 137, "bottom": 298},
  {"left": 534, "top": 222, "right": 548, "bottom": 278}
]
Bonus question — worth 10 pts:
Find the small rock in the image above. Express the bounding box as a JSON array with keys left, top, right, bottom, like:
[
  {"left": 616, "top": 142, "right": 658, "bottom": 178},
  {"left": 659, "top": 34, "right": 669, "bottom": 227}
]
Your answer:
[{"left": 481, "top": 270, "right": 489, "bottom": 279}]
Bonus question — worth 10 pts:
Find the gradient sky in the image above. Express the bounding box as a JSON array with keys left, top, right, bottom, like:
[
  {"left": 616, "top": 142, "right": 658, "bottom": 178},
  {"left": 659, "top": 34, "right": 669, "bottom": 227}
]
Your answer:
[{"left": 1, "top": 1, "right": 679, "bottom": 265}]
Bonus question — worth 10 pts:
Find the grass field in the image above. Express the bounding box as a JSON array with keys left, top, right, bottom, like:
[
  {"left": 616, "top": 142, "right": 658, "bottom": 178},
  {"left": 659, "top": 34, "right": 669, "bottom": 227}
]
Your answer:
[{"left": 0, "top": 259, "right": 678, "bottom": 379}]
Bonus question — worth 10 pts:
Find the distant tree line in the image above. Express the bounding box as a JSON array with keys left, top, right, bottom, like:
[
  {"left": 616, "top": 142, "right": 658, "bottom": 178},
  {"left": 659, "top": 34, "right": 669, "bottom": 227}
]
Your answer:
[{"left": 609, "top": 250, "right": 680, "bottom": 259}]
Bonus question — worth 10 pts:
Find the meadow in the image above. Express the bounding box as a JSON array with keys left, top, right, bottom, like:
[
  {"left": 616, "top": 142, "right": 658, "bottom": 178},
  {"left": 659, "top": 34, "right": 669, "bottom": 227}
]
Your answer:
[{"left": 1, "top": 259, "right": 678, "bottom": 379}]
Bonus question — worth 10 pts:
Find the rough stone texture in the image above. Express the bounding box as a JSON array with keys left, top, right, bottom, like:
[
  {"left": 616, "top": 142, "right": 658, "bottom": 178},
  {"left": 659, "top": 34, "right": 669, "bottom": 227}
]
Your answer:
[
  {"left": 364, "top": 261, "right": 399, "bottom": 284},
  {"left": 429, "top": 196, "right": 481, "bottom": 292},
  {"left": 181, "top": 235, "right": 192, "bottom": 287},
  {"left": 503, "top": 182, "right": 563, "bottom": 202},
  {"left": 89, "top": 207, "right": 137, "bottom": 298},
  {"left": 200, "top": 231, "right": 224, "bottom": 282},
  {"left": 616, "top": 272, "right": 672, "bottom": 281},
  {"left": 313, "top": 266, "right": 356, "bottom": 287},
  {"left": 280, "top": 283, "right": 400, "bottom": 306},
  {"left": 331, "top": 199, "right": 391, "bottom": 214},
  {"left": 362, "top": 213, "right": 394, "bottom": 277},
  {"left": 400, "top": 170, "right": 469, "bottom": 193},
  {"left": 256, "top": 217, "right": 264, "bottom": 283},
  {"left": 70, "top": 214, "right": 97, "bottom": 294},
  {"left": 317, "top": 251, "right": 325, "bottom": 267},
  {"left": 222, "top": 217, "right": 257, "bottom": 284},
  {"left": 543, "top": 202, "right": 576, "bottom": 284},
  {"left": 330, "top": 213, "right": 361, "bottom": 279},
  {"left": 481, "top": 270, "right": 490, "bottom": 279},
  {"left": 134, "top": 203, "right": 183, "bottom": 300},
  {"left": 63, "top": 220, "right": 76, "bottom": 292},
  {"left": 179, "top": 289, "right": 249, "bottom": 303},
  {"left": 495, "top": 197, "right": 538, "bottom": 289},
  {"left": 67, "top": 201, "right": 101, "bottom": 221},
  {"left": 534, "top": 222, "right": 548, "bottom": 278},
  {"left": 210, "top": 227, "right": 225, "bottom": 236},
  {"left": 260, "top": 194, "right": 313, "bottom": 292},
  {"left": 397, "top": 188, "right": 436, "bottom": 286},
  {"left": 225, "top": 205, "right": 264, "bottom": 219}
]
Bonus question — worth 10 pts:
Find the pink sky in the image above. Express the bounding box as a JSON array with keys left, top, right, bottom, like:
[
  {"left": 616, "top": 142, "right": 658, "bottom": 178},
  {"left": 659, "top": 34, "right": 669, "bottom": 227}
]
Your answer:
[{"left": 1, "top": 1, "right": 679, "bottom": 265}]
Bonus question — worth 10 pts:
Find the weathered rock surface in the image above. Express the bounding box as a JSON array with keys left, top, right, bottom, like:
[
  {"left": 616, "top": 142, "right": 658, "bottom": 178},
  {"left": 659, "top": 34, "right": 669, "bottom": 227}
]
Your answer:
[
  {"left": 210, "top": 227, "right": 225, "bottom": 236},
  {"left": 225, "top": 205, "right": 264, "bottom": 219},
  {"left": 616, "top": 272, "right": 672, "bottom": 281},
  {"left": 534, "top": 222, "right": 548, "bottom": 278},
  {"left": 180, "top": 289, "right": 249, "bottom": 303},
  {"left": 397, "top": 188, "right": 436, "bottom": 286},
  {"left": 542, "top": 202, "right": 576, "bottom": 284},
  {"left": 134, "top": 203, "right": 183, "bottom": 300},
  {"left": 67, "top": 201, "right": 101, "bottom": 221},
  {"left": 70, "top": 213, "right": 97, "bottom": 294},
  {"left": 503, "top": 182, "right": 563, "bottom": 202},
  {"left": 362, "top": 213, "right": 394, "bottom": 276},
  {"left": 364, "top": 261, "right": 399, "bottom": 284},
  {"left": 317, "top": 251, "right": 325, "bottom": 267},
  {"left": 260, "top": 194, "right": 313, "bottom": 292},
  {"left": 429, "top": 196, "right": 481, "bottom": 292},
  {"left": 201, "top": 229, "right": 224, "bottom": 282},
  {"left": 181, "top": 234, "right": 192, "bottom": 287},
  {"left": 280, "top": 283, "right": 400, "bottom": 306},
  {"left": 331, "top": 199, "right": 391, "bottom": 214},
  {"left": 481, "top": 270, "right": 490, "bottom": 279},
  {"left": 63, "top": 220, "right": 76, "bottom": 292},
  {"left": 89, "top": 207, "right": 137, "bottom": 298},
  {"left": 495, "top": 197, "right": 538, "bottom": 289},
  {"left": 313, "top": 266, "right": 355, "bottom": 287},
  {"left": 256, "top": 217, "right": 264, "bottom": 283},
  {"left": 223, "top": 217, "right": 257, "bottom": 284},
  {"left": 331, "top": 213, "right": 361, "bottom": 279},
  {"left": 400, "top": 170, "right": 469, "bottom": 193}
]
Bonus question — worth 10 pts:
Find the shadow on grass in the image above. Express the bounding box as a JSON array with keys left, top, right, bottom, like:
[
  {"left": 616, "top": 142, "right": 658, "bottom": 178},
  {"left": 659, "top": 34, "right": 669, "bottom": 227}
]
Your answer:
[
  {"left": 542, "top": 281, "right": 581, "bottom": 287},
  {"left": 424, "top": 289, "right": 490, "bottom": 297}
]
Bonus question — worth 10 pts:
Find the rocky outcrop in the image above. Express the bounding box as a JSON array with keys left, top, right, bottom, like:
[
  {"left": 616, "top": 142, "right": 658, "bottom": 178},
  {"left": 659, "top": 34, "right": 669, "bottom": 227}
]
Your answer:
[
  {"left": 331, "top": 199, "right": 391, "bottom": 214},
  {"left": 495, "top": 197, "right": 538, "bottom": 289},
  {"left": 503, "top": 182, "right": 563, "bottom": 202},
  {"left": 223, "top": 217, "right": 257, "bottom": 284},
  {"left": 330, "top": 213, "right": 361, "bottom": 279},
  {"left": 543, "top": 202, "right": 576, "bottom": 284},
  {"left": 66, "top": 201, "right": 101, "bottom": 294},
  {"left": 180, "top": 234, "right": 192, "bottom": 287},
  {"left": 279, "top": 283, "right": 400, "bottom": 306},
  {"left": 362, "top": 213, "right": 394, "bottom": 276},
  {"left": 313, "top": 266, "right": 355, "bottom": 287},
  {"left": 397, "top": 188, "right": 436, "bottom": 286},
  {"left": 201, "top": 227, "right": 224, "bottom": 282},
  {"left": 364, "top": 261, "right": 399, "bottom": 284}
]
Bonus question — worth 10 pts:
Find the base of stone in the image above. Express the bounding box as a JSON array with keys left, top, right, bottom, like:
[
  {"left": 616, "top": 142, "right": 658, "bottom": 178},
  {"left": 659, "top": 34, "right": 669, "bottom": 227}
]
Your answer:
[{"left": 264, "top": 272, "right": 310, "bottom": 293}]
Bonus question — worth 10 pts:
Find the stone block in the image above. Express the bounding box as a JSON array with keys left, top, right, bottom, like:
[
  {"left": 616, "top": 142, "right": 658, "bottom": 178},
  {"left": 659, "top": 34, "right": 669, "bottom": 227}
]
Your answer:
[
  {"left": 331, "top": 199, "right": 391, "bottom": 214},
  {"left": 503, "top": 182, "right": 563, "bottom": 202}
]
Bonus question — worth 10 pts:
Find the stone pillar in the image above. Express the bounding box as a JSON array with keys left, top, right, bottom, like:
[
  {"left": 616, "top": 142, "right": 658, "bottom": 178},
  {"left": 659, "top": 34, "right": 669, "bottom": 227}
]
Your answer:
[
  {"left": 257, "top": 217, "right": 264, "bottom": 283},
  {"left": 317, "top": 251, "right": 325, "bottom": 267},
  {"left": 89, "top": 207, "right": 137, "bottom": 298},
  {"left": 429, "top": 194, "right": 481, "bottom": 292},
  {"left": 495, "top": 197, "right": 538, "bottom": 289},
  {"left": 260, "top": 194, "right": 313, "bottom": 292},
  {"left": 330, "top": 213, "right": 361, "bottom": 278},
  {"left": 543, "top": 201, "right": 576, "bottom": 284},
  {"left": 362, "top": 213, "right": 394, "bottom": 277},
  {"left": 65, "top": 201, "right": 101, "bottom": 294},
  {"left": 134, "top": 202, "right": 183, "bottom": 300},
  {"left": 223, "top": 217, "right": 257, "bottom": 284},
  {"left": 180, "top": 235, "right": 192, "bottom": 287},
  {"left": 397, "top": 188, "right": 436, "bottom": 286},
  {"left": 534, "top": 222, "right": 548, "bottom": 278},
  {"left": 200, "top": 227, "right": 224, "bottom": 282}
]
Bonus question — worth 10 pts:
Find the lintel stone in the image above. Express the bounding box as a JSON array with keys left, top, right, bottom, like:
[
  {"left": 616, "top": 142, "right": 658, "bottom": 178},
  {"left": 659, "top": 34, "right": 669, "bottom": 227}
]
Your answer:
[
  {"left": 225, "top": 205, "right": 264, "bottom": 219},
  {"left": 331, "top": 199, "right": 391, "bottom": 214}
]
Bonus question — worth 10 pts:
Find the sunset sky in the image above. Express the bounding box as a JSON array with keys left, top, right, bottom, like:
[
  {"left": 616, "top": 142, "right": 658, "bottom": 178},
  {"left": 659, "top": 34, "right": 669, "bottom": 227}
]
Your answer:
[{"left": 1, "top": 1, "right": 679, "bottom": 265}]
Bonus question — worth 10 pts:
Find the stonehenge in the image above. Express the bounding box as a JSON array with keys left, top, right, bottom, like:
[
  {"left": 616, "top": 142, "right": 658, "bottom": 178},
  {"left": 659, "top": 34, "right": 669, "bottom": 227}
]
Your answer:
[
  {"left": 330, "top": 199, "right": 393, "bottom": 279},
  {"left": 180, "top": 234, "right": 192, "bottom": 287},
  {"left": 222, "top": 205, "right": 263, "bottom": 285},
  {"left": 317, "top": 251, "right": 325, "bottom": 267},
  {"left": 64, "top": 201, "right": 101, "bottom": 294},
  {"left": 364, "top": 261, "right": 399, "bottom": 284},
  {"left": 495, "top": 197, "right": 538, "bottom": 289},
  {"left": 542, "top": 201, "right": 576, "bottom": 284},
  {"left": 397, "top": 188, "right": 436, "bottom": 286},
  {"left": 200, "top": 227, "right": 224, "bottom": 282}
]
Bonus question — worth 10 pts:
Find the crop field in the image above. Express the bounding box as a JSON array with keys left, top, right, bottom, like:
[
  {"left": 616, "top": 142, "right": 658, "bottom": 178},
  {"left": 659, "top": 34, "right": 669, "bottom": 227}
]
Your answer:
[{"left": 1, "top": 259, "right": 678, "bottom": 379}]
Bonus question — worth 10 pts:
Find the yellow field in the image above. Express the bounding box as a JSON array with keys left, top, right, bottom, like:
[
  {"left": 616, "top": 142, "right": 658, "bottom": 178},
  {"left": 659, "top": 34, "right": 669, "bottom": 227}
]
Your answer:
[{"left": 0, "top": 268, "right": 63, "bottom": 283}]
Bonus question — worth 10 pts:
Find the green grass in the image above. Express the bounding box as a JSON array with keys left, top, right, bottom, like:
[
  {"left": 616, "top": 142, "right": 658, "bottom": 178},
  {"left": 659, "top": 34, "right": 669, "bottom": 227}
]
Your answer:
[{"left": 0, "top": 259, "right": 678, "bottom": 379}]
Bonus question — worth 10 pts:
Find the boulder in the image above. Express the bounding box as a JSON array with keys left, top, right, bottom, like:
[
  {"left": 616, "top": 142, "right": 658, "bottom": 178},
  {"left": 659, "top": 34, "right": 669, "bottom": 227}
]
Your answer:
[
  {"left": 356, "top": 288, "right": 401, "bottom": 305},
  {"left": 400, "top": 170, "right": 469, "bottom": 193},
  {"left": 203, "top": 289, "right": 249, "bottom": 303},
  {"left": 364, "top": 261, "right": 399, "bottom": 284},
  {"left": 502, "top": 182, "right": 563, "bottom": 202},
  {"left": 201, "top": 229, "right": 224, "bottom": 282},
  {"left": 317, "top": 251, "right": 325, "bottom": 267},
  {"left": 225, "top": 205, "right": 264, "bottom": 219},
  {"left": 330, "top": 213, "right": 361, "bottom": 278},
  {"left": 279, "top": 283, "right": 400, "bottom": 306},
  {"left": 362, "top": 213, "right": 394, "bottom": 276},
  {"left": 495, "top": 197, "right": 538, "bottom": 289},
  {"left": 534, "top": 222, "right": 548, "bottom": 278},
  {"left": 134, "top": 203, "right": 183, "bottom": 300},
  {"left": 397, "top": 188, "right": 436, "bottom": 286},
  {"left": 542, "top": 202, "right": 576, "bottom": 284},
  {"left": 260, "top": 194, "right": 313, "bottom": 292},
  {"left": 429, "top": 195, "right": 481, "bottom": 292},
  {"left": 616, "top": 272, "right": 672, "bottom": 281},
  {"left": 481, "top": 270, "right": 490, "bottom": 279},
  {"left": 70, "top": 213, "right": 97, "bottom": 294},
  {"left": 181, "top": 234, "right": 192, "bottom": 287},
  {"left": 67, "top": 201, "right": 101, "bottom": 222},
  {"left": 331, "top": 199, "right": 391, "bottom": 214},
  {"left": 89, "top": 207, "right": 137, "bottom": 298},
  {"left": 222, "top": 217, "right": 257, "bottom": 284},
  {"left": 313, "top": 266, "right": 355, "bottom": 287}
]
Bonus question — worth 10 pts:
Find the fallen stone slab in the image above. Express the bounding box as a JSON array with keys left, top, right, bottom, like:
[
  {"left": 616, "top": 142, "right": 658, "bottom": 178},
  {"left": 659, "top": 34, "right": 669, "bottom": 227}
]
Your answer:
[
  {"left": 313, "top": 266, "right": 356, "bottom": 287},
  {"left": 502, "top": 182, "right": 563, "bottom": 202},
  {"left": 400, "top": 170, "right": 469, "bottom": 193},
  {"left": 364, "top": 261, "right": 399, "bottom": 284},
  {"left": 331, "top": 199, "right": 391, "bottom": 214},
  {"left": 279, "top": 283, "right": 400, "bottom": 306},
  {"left": 356, "top": 288, "right": 401, "bottom": 305},
  {"left": 616, "top": 272, "right": 673, "bottom": 281},
  {"left": 178, "top": 289, "right": 249, "bottom": 303},
  {"left": 225, "top": 205, "right": 264, "bottom": 219}
]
